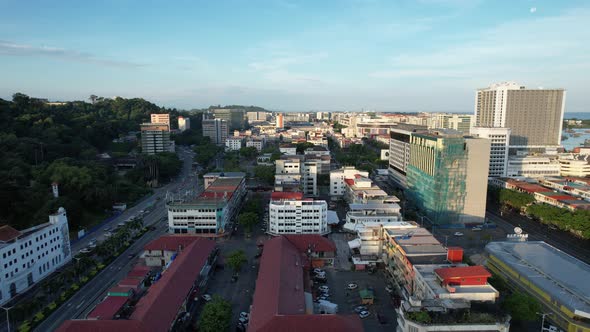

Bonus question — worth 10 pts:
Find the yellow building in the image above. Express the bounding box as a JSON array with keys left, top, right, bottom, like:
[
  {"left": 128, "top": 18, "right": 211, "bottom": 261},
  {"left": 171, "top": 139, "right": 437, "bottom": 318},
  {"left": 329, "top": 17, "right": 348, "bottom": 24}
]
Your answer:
[{"left": 485, "top": 241, "right": 590, "bottom": 332}]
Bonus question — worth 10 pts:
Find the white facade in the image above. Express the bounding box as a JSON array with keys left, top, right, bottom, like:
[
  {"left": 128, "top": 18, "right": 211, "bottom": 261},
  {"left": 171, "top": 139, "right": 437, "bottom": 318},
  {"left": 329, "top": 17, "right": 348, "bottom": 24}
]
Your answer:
[
  {"left": 470, "top": 127, "right": 511, "bottom": 177},
  {"left": 276, "top": 158, "right": 301, "bottom": 174},
  {"left": 302, "top": 161, "right": 319, "bottom": 197},
  {"left": 178, "top": 116, "right": 190, "bottom": 131},
  {"left": 268, "top": 199, "right": 328, "bottom": 235},
  {"left": 0, "top": 208, "right": 72, "bottom": 305},
  {"left": 225, "top": 137, "right": 243, "bottom": 151},
  {"left": 506, "top": 156, "right": 561, "bottom": 178},
  {"left": 558, "top": 154, "right": 590, "bottom": 177},
  {"left": 330, "top": 167, "right": 369, "bottom": 198},
  {"left": 246, "top": 138, "right": 265, "bottom": 152},
  {"left": 150, "top": 113, "right": 170, "bottom": 127},
  {"left": 279, "top": 146, "right": 297, "bottom": 155}
]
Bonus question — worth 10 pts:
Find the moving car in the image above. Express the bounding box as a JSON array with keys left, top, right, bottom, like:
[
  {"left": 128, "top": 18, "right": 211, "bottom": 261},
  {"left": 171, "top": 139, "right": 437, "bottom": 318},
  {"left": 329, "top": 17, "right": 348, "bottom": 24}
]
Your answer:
[
  {"left": 201, "top": 294, "right": 212, "bottom": 302},
  {"left": 453, "top": 232, "right": 464, "bottom": 237},
  {"left": 471, "top": 227, "right": 482, "bottom": 231},
  {"left": 347, "top": 283, "right": 358, "bottom": 290}
]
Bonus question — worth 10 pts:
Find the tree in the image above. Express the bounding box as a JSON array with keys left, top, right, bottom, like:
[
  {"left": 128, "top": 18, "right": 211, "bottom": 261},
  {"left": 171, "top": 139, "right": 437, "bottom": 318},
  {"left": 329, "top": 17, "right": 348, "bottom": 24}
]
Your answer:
[
  {"left": 296, "top": 142, "right": 315, "bottom": 154},
  {"left": 226, "top": 250, "right": 247, "bottom": 272},
  {"left": 198, "top": 296, "right": 232, "bottom": 332},
  {"left": 238, "top": 212, "right": 259, "bottom": 233},
  {"left": 239, "top": 146, "right": 258, "bottom": 159},
  {"left": 502, "top": 292, "right": 540, "bottom": 322},
  {"left": 253, "top": 165, "right": 275, "bottom": 185}
]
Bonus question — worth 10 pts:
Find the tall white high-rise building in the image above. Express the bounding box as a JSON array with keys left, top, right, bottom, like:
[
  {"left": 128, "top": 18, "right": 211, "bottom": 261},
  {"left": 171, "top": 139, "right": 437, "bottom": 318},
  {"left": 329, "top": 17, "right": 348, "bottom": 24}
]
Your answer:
[
  {"left": 474, "top": 82, "right": 565, "bottom": 149},
  {"left": 151, "top": 113, "right": 170, "bottom": 129},
  {"left": 178, "top": 116, "right": 190, "bottom": 132},
  {"left": 470, "top": 127, "right": 511, "bottom": 177}
]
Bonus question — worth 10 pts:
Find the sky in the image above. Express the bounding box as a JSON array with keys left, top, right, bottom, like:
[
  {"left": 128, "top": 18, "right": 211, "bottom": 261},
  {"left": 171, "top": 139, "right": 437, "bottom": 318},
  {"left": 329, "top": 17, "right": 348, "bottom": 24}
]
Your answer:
[{"left": 0, "top": 0, "right": 589, "bottom": 112}]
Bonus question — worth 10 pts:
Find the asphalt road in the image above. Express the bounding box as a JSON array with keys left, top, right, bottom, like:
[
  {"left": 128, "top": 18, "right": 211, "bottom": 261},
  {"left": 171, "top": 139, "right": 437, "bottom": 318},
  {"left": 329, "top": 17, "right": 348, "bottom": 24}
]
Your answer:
[
  {"left": 35, "top": 147, "right": 199, "bottom": 332},
  {"left": 486, "top": 207, "right": 590, "bottom": 264}
]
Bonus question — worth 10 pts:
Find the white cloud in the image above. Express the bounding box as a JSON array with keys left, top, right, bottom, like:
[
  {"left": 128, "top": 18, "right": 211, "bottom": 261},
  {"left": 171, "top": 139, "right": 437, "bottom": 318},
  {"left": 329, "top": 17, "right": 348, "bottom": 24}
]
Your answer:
[
  {"left": 0, "top": 40, "right": 144, "bottom": 68},
  {"left": 530, "top": 7, "right": 537, "bottom": 13}
]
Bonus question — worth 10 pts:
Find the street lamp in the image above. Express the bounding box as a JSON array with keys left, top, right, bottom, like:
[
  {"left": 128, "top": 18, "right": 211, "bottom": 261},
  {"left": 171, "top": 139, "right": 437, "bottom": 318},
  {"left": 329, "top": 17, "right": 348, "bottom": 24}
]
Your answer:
[
  {"left": 536, "top": 312, "right": 553, "bottom": 332},
  {"left": 0, "top": 305, "right": 13, "bottom": 332}
]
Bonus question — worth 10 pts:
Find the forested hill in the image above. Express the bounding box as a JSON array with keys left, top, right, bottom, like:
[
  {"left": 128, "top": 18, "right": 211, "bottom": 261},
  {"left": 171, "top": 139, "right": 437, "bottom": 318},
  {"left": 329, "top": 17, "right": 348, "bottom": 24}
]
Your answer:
[{"left": 0, "top": 93, "right": 189, "bottom": 232}]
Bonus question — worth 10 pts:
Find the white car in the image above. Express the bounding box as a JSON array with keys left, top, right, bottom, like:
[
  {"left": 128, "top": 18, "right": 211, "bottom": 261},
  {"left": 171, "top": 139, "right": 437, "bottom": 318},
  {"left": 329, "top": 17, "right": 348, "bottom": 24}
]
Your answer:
[
  {"left": 347, "top": 283, "right": 358, "bottom": 290},
  {"left": 359, "top": 311, "right": 371, "bottom": 319},
  {"left": 472, "top": 227, "right": 482, "bottom": 231},
  {"left": 318, "top": 285, "right": 329, "bottom": 292},
  {"left": 454, "top": 232, "right": 464, "bottom": 237},
  {"left": 313, "top": 268, "right": 324, "bottom": 274},
  {"left": 240, "top": 312, "right": 249, "bottom": 320},
  {"left": 201, "top": 294, "right": 212, "bottom": 302}
]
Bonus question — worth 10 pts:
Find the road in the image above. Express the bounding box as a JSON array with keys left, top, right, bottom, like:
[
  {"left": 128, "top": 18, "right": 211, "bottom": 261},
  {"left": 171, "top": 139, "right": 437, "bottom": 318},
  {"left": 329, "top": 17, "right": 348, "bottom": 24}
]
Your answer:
[
  {"left": 486, "top": 206, "right": 590, "bottom": 264},
  {"left": 35, "top": 146, "right": 199, "bottom": 332}
]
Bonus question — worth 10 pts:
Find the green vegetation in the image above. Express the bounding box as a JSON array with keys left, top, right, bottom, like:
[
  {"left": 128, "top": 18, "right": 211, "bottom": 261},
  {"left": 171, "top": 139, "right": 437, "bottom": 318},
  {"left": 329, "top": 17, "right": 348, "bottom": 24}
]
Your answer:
[
  {"left": 239, "top": 146, "right": 258, "bottom": 159},
  {"left": 406, "top": 311, "right": 432, "bottom": 324},
  {"left": 226, "top": 249, "right": 248, "bottom": 272},
  {"left": 193, "top": 138, "right": 222, "bottom": 165},
  {"left": 221, "top": 151, "right": 242, "bottom": 172},
  {"left": 253, "top": 165, "right": 275, "bottom": 184},
  {"left": 198, "top": 296, "right": 232, "bottom": 332},
  {"left": 330, "top": 138, "right": 381, "bottom": 173},
  {"left": 489, "top": 187, "right": 590, "bottom": 239},
  {"left": 296, "top": 141, "right": 315, "bottom": 154},
  {"left": 332, "top": 121, "right": 347, "bottom": 133},
  {"left": 0, "top": 94, "right": 190, "bottom": 231},
  {"left": 238, "top": 212, "right": 259, "bottom": 233},
  {"left": 502, "top": 292, "right": 541, "bottom": 322}
]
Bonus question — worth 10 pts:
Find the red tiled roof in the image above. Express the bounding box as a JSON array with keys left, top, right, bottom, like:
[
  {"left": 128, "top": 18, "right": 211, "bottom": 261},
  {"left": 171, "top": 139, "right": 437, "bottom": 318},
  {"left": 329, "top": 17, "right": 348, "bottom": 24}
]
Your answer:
[
  {"left": 271, "top": 191, "right": 304, "bottom": 200},
  {"left": 344, "top": 179, "right": 354, "bottom": 186},
  {"left": 435, "top": 265, "right": 491, "bottom": 281},
  {"left": 0, "top": 225, "right": 22, "bottom": 242},
  {"left": 143, "top": 235, "right": 202, "bottom": 251},
  {"left": 87, "top": 296, "right": 128, "bottom": 320},
  {"left": 284, "top": 235, "right": 336, "bottom": 253},
  {"left": 199, "top": 191, "right": 234, "bottom": 199},
  {"left": 118, "top": 278, "right": 143, "bottom": 289},
  {"left": 57, "top": 237, "right": 216, "bottom": 332},
  {"left": 126, "top": 265, "right": 151, "bottom": 278},
  {"left": 108, "top": 286, "right": 134, "bottom": 295},
  {"left": 249, "top": 236, "right": 362, "bottom": 332},
  {"left": 130, "top": 238, "right": 216, "bottom": 331}
]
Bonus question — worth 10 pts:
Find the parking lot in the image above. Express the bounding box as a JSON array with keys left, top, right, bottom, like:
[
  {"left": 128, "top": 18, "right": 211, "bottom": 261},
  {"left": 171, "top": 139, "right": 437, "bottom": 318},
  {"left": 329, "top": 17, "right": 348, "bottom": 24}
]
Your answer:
[
  {"left": 431, "top": 226, "right": 507, "bottom": 262},
  {"left": 321, "top": 269, "right": 398, "bottom": 331}
]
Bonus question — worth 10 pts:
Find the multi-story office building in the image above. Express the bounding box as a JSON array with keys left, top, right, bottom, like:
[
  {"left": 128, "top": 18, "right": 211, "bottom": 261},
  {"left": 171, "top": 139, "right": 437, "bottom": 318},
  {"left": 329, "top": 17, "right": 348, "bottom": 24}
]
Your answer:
[
  {"left": 211, "top": 108, "right": 245, "bottom": 130},
  {"left": 303, "top": 147, "right": 331, "bottom": 175},
  {"left": 0, "top": 207, "right": 72, "bottom": 305},
  {"left": 202, "top": 117, "right": 228, "bottom": 145},
  {"left": 275, "top": 113, "right": 284, "bottom": 129},
  {"left": 177, "top": 116, "right": 190, "bottom": 132},
  {"left": 475, "top": 82, "right": 566, "bottom": 149},
  {"left": 150, "top": 113, "right": 170, "bottom": 128},
  {"left": 330, "top": 167, "right": 369, "bottom": 199},
  {"left": 506, "top": 155, "right": 561, "bottom": 178},
  {"left": 167, "top": 175, "right": 246, "bottom": 235},
  {"left": 140, "top": 123, "right": 172, "bottom": 154},
  {"left": 558, "top": 154, "right": 590, "bottom": 177},
  {"left": 246, "top": 111, "right": 268, "bottom": 123},
  {"left": 225, "top": 137, "right": 243, "bottom": 151},
  {"left": 302, "top": 161, "right": 319, "bottom": 197},
  {"left": 431, "top": 114, "right": 473, "bottom": 134},
  {"left": 343, "top": 175, "right": 397, "bottom": 205},
  {"left": 470, "top": 127, "right": 511, "bottom": 177},
  {"left": 486, "top": 241, "right": 590, "bottom": 332},
  {"left": 388, "top": 124, "right": 428, "bottom": 188},
  {"left": 344, "top": 203, "right": 402, "bottom": 231},
  {"left": 268, "top": 192, "right": 329, "bottom": 235},
  {"left": 406, "top": 130, "right": 490, "bottom": 226},
  {"left": 275, "top": 156, "right": 318, "bottom": 196}
]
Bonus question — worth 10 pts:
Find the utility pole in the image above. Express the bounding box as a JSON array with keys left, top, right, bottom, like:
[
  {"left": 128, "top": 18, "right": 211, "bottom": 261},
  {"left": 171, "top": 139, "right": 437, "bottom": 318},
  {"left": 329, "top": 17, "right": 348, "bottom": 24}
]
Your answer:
[
  {"left": 536, "top": 312, "right": 553, "bottom": 332},
  {"left": 0, "top": 306, "right": 13, "bottom": 332}
]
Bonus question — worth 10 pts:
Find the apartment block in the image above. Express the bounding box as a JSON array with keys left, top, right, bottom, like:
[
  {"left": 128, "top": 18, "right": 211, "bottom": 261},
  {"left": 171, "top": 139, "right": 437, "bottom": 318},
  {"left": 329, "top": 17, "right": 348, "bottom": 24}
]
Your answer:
[
  {"left": 329, "top": 167, "right": 369, "bottom": 199},
  {"left": 432, "top": 113, "right": 473, "bottom": 134},
  {"left": 246, "top": 137, "right": 266, "bottom": 152},
  {"left": 150, "top": 113, "right": 170, "bottom": 128},
  {"left": 202, "top": 117, "right": 228, "bottom": 145},
  {"left": 177, "top": 116, "right": 190, "bottom": 132},
  {"left": 140, "top": 123, "right": 172, "bottom": 154},
  {"left": 225, "top": 137, "right": 243, "bottom": 151},
  {"left": 506, "top": 155, "right": 560, "bottom": 178},
  {"left": 211, "top": 108, "right": 245, "bottom": 130},
  {"left": 470, "top": 127, "right": 511, "bottom": 177},
  {"left": 475, "top": 82, "right": 565, "bottom": 149},
  {"left": 268, "top": 192, "right": 329, "bottom": 236},
  {"left": 1, "top": 208, "right": 72, "bottom": 305}
]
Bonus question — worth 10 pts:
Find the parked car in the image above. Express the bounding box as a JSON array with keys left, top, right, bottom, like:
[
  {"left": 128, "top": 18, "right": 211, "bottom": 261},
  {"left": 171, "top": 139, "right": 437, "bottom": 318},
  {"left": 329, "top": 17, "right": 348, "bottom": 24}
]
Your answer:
[
  {"left": 453, "top": 232, "right": 464, "bottom": 237},
  {"left": 239, "top": 312, "right": 249, "bottom": 320},
  {"left": 347, "top": 283, "right": 358, "bottom": 290},
  {"left": 318, "top": 285, "right": 329, "bottom": 292},
  {"left": 354, "top": 306, "right": 368, "bottom": 313},
  {"left": 359, "top": 311, "right": 371, "bottom": 319},
  {"left": 202, "top": 294, "right": 212, "bottom": 302},
  {"left": 238, "top": 317, "right": 248, "bottom": 325},
  {"left": 472, "top": 227, "right": 482, "bottom": 231},
  {"left": 313, "top": 268, "right": 324, "bottom": 275}
]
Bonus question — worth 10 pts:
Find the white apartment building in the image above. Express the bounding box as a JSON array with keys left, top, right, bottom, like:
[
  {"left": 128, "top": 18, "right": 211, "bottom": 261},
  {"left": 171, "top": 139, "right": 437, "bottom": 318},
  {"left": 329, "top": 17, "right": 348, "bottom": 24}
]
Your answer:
[
  {"left": 0, "top": 208, "right": 72, "bottom": 305},
  {"left": 470, "top": 127, "right": 511, "bottom": 177},
  {"left": 330, "top": 167, "right": 369, "bottom": 199},
  {"left": 246, "top": 138, "right": 265, "bottom": 152},
  {"left": 276, "top": 157, "right": 301, "bottom": 174},
  {"left": 344, "top": 175, "right": 396, "bottom": 204},
  {"left": 302, "top": 161, "right": 319, "bottom": 196},
  {"left": 225, "top": 137, "right": 243, "bottom": 151},
  {"left": 431, "top": 114, "right": 474, "bottom": 134},
  {"left": 279, "top": 145, "right": 297, "bottom": 155},
  {"left": 506, "top": 155, "right": 561, "bottom": 178},
  {"left": 344, "top": 203, "right": 402, "bottom": 230},
  {"left": 268, "top": 194, "right": 328, "bottom": 235},
  {"left": 178, "top": 116, "right": 190, "bottom": 132},
  {"left": 558, "top": 154, "right": 590, "bottom": 177}
]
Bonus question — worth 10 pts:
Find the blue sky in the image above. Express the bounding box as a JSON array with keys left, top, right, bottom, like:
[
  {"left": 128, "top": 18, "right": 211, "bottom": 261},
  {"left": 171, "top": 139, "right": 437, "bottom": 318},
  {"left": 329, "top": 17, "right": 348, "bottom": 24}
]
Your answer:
[{"left": 0, "top": 0, "right": 588, "bottom": 112}]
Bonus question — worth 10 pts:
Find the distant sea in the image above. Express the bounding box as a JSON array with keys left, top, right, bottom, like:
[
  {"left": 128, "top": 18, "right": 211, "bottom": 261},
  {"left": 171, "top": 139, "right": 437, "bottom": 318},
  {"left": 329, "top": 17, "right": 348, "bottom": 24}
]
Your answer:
[{"left": 564, "top": 112, "right": 590, "bottom": 120}]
